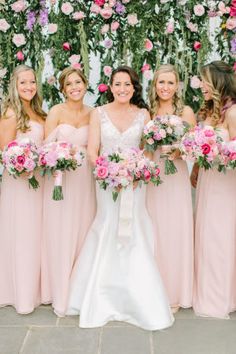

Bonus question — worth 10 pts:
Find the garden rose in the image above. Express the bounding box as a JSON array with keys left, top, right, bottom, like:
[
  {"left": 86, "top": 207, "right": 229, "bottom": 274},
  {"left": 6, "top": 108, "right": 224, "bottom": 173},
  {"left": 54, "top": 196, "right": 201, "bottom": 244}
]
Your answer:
[
  {"left": 48, "top": 23, "right": 58, "bottom": 34},
  {"left": 11, "top": 0, "right": 26, "bottom": 12},
  {"left": 95, "top": 0, "right": 105, "bottom": 6},
  {"left": 127, "top": 13, "right": 138, "bottom": 26},
  {"left": 190, "top": 76, "right": 201, "bottom": 89},
  {"left": 97, "top": 166, "right": 108, "bottom": 179},
  {"left": 61, "top": 2, "right": 73, "bottom": 15},
  {"left": 226, "top": 18, "right": 236, "bottom": 30},
  {"left": 0, "top": 19, "right": 10, "bottom": 32},
  {"left": 201, "top": 143, "right": 211, "bottom": 155},
  {"left": 193, "top": 41, "right": 201, "bottom": 51},
  {"left": 62, "top": 42, "right": 71, "bottom": 51},
  {"left": 100, "top": 7, "right": 113, "bottom": 19},
  {"left": 144, "top": 170, "right": 151, "bottom": 181},
  {"left": 194, "top": 4, "right": 205, "bottom": 16},
  {"left": 141, "top": 63, "right": 150, "bottom": 72},
  {"left": 16, "top": 51, "right": 24, "bottom": 61},
  {"left": 17, "top": 155, "right": 25, "bottom": 165},
  {"left": 90, "top": 3, "right": 101, "bottom": 14},
  {"left": 103, "top": 66, "right": 112, "bottom": 76},
  {"left": 101, "top": 24, "right": 109, "bottom": 34},
  {"left": 72, "top": 11, "right": 85, "bottom": 20},
  {"left": 144, "top": 39, "right": 153, "bottom": 51},
  {"left": 12, "top": 34, "right": 26, "bottom": 47},
  {"left": 98, "top": 83, "right": 109, "bottom": 93},
  {"left": 111, "top": 21, "right": 120, "bottom": 31}
]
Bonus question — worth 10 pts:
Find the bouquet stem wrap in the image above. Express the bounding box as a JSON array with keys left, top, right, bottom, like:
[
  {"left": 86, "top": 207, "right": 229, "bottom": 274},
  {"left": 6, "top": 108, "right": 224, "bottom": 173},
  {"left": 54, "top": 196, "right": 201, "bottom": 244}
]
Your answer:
[{"left": 53, "top": 171, "right": 63, "bottom": 201}]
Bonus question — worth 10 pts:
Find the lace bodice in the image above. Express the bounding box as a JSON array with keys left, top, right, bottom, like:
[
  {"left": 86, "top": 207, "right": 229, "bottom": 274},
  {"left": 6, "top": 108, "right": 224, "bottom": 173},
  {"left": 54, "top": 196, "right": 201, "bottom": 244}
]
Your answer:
[{"left": 98, "top": 107, "right": 146, "bottom": 154}]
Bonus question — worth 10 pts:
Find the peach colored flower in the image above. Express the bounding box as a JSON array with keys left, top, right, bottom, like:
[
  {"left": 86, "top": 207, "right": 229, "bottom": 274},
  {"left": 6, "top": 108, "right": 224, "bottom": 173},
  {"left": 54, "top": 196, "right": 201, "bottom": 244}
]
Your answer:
[
  {"left": 48, "top": 23, "right": 58, "bottom": 34},
  {"left": 12, "top": 33, "right": 26, "bottom": 47},
  {"left": 61, "top": 2, "right": 73, "bottom": 15},
  {"left": 0, "top": 19, "right": 10, "bottom": 32},
  {"left": 127, "top": 13, "right": 138, "bottom": 26}
]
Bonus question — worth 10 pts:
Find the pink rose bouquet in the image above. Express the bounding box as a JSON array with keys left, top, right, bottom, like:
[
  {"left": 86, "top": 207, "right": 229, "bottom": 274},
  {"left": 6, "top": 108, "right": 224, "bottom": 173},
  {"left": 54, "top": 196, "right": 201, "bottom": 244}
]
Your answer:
[
  {"left": 217, "top": 140, "right": 236, "bottom": 172},
  {"left": 38, "top": 141, "right": 84, "bottom": 200},
  {"left": 94, "top": 148, "right": 162, "bottom": 201},
  {"left": 180, "top": 125, "right": 223, "bottom": 170},
  {"left": 143, "top": 115, "right": 188, "bottom": 175},
  {"left": 2, "top": 139, "right": 39, "bottom": 189}
]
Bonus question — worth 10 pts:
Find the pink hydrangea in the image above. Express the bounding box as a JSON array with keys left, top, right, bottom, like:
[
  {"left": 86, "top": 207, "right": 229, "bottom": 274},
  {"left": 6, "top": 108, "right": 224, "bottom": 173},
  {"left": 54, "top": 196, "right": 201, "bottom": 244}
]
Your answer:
[
  {"left": 12, "top": 33, "right": 26, "bottom": 47},
  {"left": 61, "top": 2, "right": 74, "bottom": 15},
  {"left": 11, "top": 0, "right": 26, "bottom": 12},
  {"left": 48, "top": 23, "right": 58, "bottom": 34},
  {"left": 127, "top": 13, "right": 138, "bottom": 26},
  {"left": 0, "top": 19, "right": 10, "bottom": 32},
  {"left": 194, "top": 4, "right": 205, "bottom": 16}
]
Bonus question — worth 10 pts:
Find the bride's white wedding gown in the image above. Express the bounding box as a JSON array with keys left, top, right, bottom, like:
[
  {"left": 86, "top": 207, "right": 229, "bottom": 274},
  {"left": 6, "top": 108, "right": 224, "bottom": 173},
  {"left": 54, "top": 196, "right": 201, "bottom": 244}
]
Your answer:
[{"left": 66, "top": 108, "right": 174, "bottom": 330}]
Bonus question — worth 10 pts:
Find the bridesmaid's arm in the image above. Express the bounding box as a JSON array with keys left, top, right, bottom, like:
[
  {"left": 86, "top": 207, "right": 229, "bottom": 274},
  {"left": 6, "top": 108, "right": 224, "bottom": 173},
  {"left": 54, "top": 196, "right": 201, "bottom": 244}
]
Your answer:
[
  {"left": 182, "top": 106, "right": 197, "bottom": 127},
  {"left": 87, "top": 109, "right": 101, "bottom": 166},
  {"left": 44, "top": 105, "right": 60, "bottom": 139},
  {"left": 226, "top": 105, "right": 236, "bottom": 140},
  {"left": 0, "top": 109, "right": 17, "bottom": 150}
]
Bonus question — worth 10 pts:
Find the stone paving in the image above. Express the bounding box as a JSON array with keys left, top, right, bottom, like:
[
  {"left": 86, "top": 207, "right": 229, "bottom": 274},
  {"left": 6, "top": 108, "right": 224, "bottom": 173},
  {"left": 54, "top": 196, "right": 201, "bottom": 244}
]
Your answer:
[{"left": 0, "top": 306, "right": 236, "bottom": 354}]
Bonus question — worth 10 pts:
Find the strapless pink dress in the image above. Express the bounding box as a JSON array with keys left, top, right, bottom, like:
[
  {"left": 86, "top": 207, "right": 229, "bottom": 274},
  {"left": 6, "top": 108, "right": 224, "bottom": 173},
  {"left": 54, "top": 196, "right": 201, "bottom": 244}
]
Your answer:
[
  {"left": 193, "top": 128, "right": 236, "bottom": 318},
  {"left": 147, "top": 150, "right": 194, "bottom": 308},
  {"left": 41, "top": 124, "right": 96, "bottom": 316},
  {"left": 0, "top": 121, "right": 44, "bottom": 313}
]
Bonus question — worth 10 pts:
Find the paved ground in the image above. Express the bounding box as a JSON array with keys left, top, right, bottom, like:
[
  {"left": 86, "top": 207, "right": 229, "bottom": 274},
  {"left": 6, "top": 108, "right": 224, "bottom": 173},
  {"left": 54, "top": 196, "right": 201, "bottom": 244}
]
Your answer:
[{"left": 0, "top": 306, "right": 236, "bottom": 354}]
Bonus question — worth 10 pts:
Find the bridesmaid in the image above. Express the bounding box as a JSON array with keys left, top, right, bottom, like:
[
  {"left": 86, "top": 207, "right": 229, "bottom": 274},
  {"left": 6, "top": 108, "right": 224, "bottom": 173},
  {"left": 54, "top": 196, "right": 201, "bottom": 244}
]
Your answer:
[
  {"left": 146, "top": 64, "right": 196, "bottom": 313},
  {"left": 193, "top": 61, "right": 236, "bottom": 318},
  {"left": 0, "top": 65, "right": 46, "bottom": 313},
  {"left": 41, "top": 67, "right": 96, "bottom": 316}
]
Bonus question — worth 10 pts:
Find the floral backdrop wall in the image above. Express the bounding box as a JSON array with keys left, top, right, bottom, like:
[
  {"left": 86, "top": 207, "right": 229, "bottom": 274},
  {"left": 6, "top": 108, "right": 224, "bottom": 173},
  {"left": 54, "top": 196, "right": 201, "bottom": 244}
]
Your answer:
[{"left": 0, "top": 0, "right": 234, "bottom": 111}]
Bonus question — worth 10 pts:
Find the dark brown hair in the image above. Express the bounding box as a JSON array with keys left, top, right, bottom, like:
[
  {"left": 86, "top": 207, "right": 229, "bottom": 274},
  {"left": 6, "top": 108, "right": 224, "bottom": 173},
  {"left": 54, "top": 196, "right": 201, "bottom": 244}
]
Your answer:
[{"left": 107, "top": 66, "right": 149, "bottom": 110}]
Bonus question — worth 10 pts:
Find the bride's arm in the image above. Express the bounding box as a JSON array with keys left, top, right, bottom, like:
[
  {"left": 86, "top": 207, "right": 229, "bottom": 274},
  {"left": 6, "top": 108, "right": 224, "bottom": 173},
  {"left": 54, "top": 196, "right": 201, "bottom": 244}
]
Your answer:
[{"left": 87, "top": 109, "right": 101, "bottom": 166}]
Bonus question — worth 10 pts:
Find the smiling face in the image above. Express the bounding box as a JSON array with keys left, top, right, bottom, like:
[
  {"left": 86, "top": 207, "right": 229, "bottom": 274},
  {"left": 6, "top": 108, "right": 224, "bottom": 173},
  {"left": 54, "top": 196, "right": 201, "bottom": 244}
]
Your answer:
[
  {"left": 64, "top": 72, "right": 86, "bottom": 101},
  {"left": 110, "top": 72, "right": 135, "bottom": 104},
  {"left": 17, "top": 70, "right": 37, "bottom": 102},
  {"left": 201, "top": 79, "right": 213, "bottom": 101},
  {"left": 155, "top": 71, "right": 178, "bottom": 102}
]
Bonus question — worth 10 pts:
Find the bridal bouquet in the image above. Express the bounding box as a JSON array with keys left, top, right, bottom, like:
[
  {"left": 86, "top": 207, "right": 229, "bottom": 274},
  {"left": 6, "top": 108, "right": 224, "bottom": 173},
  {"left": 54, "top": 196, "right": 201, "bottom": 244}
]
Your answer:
[
  {"left": 143, "top": 115, "right": 188, "bottom": 175},
  {"left": 217, "top": 139, "right": 236, "bottom": 172},
  {"left": 94, "top": 148, "right": 162, "bottom": 201},
  {"left": 39, "top": 141, "right": 84, "bottom": 200},
  {"left": 180, "top": 125, "right": 223, "bottom": 170},
  {"left": 2, "top": 138, "right": 39, "bottom": 189}
]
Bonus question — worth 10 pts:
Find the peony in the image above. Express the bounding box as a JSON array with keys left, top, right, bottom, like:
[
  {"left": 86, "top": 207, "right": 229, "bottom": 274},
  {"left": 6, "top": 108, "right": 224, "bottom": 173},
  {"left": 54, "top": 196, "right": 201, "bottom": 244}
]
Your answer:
[
  {"left": 62, "top": 42, "right": 71, "bottom": 51},
  {"left": 111, "top": 21, "right": 120, "bottom": 31},
  {"left": 100, "top": 7, "right": 113, "bottom": 19},
  {"left": 61, "top": 2, "right": 73, "bottom": 15},
  {"left": 190, "top": 76, "right": 201, "bottom": 89},
  {"left": 97, "top": 166, "right": 108, "bottom": 179},
  {"left": 103, "top": 65, "right": 112, "bottom": 76},
  {"left": 144, "top": 38, "right": 153, "bottom": 51},
  {"left": 0, "top": 19, "right": 10, "bottom": 32},
  {"left": 98, "top": 83, "right": 109, "bottom": 93},
  {"left": 16, "top": 51, "right": 24, "bottom": 61},
  {"left": 12, "top": 34, "right": 26, "bottom": 47},
  {"left": 48, "top": 23, "right": 58, "bottom": 34},
  {"left": 194, "top": 4, "right": 205, "bottom": 16},
  {"left": 193, "top": 41, "right": 201, "bottom": 51},
  {"left": 127, "top": 13, "right": 138, "bottom": 26},
  {"left": 11, "top": 0, "right": 26, "bottom": 12},
  {"left": 72, "top": 11, "right": 85, "bottom": 20}
]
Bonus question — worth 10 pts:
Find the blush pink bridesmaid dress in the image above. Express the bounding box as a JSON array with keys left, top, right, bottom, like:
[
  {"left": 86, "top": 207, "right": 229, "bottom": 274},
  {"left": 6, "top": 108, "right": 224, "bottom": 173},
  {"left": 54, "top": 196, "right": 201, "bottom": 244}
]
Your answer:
[
  {"left": 41, "top": 124, "right": 96, "bottom": 316},
  {"left": 193, "top": 128, "right": 236, "bottom": 318},
  {"left": 0, "top": 121, "right": 44, "bottom": 313},
  {"left": 147, "top": 149, "right": 194, "bottom": 309}
]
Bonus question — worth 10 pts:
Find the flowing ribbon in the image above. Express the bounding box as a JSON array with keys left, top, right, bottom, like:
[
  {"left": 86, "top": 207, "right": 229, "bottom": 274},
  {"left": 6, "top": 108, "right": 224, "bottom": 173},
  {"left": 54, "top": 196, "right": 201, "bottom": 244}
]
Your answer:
[{"left": 117, "top": 185, "right": 134, "bottom": 250}]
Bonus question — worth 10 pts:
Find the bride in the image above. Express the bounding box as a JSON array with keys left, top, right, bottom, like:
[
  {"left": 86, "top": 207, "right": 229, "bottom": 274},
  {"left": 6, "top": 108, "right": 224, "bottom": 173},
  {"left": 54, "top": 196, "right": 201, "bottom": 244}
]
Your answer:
[{"left": 66, "top": 66, "right": 174, "bottom": 330}]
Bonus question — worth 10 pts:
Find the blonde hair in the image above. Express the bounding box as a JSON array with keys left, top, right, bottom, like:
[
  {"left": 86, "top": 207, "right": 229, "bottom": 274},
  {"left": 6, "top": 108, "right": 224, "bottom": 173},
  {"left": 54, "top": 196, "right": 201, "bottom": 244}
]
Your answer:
[
  {"left": 198, "top": 61, "right": 236, "bottom": 126},
  {"left": 1, "top": 65, "right": 46, "bottom": 132},
  {"left": 59, "top": 67, "right": 88, "bottom": 94},
  {"left": 149, "top": 64, "right": 184, "bottom": 118}
]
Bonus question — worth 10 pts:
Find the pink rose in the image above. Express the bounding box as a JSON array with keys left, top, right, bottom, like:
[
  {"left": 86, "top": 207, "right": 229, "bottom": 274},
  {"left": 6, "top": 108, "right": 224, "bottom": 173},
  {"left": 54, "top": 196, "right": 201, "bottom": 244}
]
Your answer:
[
  {"left": 48, "top": 23, "right": 58, "bottom": 34},
  {"left": 61, "top": 2, "right": 74, "bottom": 15},
  {"left": 17, "top": 155, "right": 25, "bottom": 165},
  {"left": 62, "top": 42, "right": 71, "bottom": 51},
  {"left": 98, "top": 83, "right": 109, "bottom": 93},
  {"left": 226, "top": 18, "right": 236, "bottom": 30},
  {"left": 72, "top": 11, "right": 85, "bottom": 20},
  {"left": 101, "top": 24, "right": 109, "bottom": 34},
  {"left": 16, "top": 51, "right": 24, "bottom": 61},
  {"left": 166, "top": 21, "right": 174, "bottom": 34},
  {"left": 111, "top": 21, "right": 120, "bottom": 31},
  {"left": 141, "top": 63, "right": 150, "bottom": 72},
  {"left": 95, "top": 0, "right": 105, "bottom": 6},
  {"left": 90, "top": 3, "right": 101, "bottom": 14},
  {"left": 11, "top": 0, "right": 26, "bottom": 12},
  {"left": 193, "top": 41, "right": 201, "bottom": 51},
  {"left": 201, "top": 143, "right": 211, "bottom": 155},
  {"left": 194, "top": 4, "right": 205, "bottom": 16},
  {"left": 230, "top": 152, "right": 236, "bottom": 161},
  {"left": 96, "top": 156, "right": 108, "bottom": 166},
  {"left": 190, "top": 76, "right": 201, "bottom": 89},
  {"left": 144, "top": 169, "right": 151, "bottom": 181},
  {"left": 127, "top": 13, "right": 138, "bottom": 26},
  {"left": 144, "top": 38, "right": 153, "bottom": 51},
  {"left": 68, "top": 54, "right": 80, "bottom": 64},
  {"left": 0, "top": 19, "right": 10, "bottom": 32},
  {"left": 97, "top": 166, "right": 108, "bottom": 179},
  {"left": 12, "top": 33, "right": 26, "bottom": 47},
  {"left": 100, "top": 7, "right": 113, "bottom": 19},
  {"left": 7, "top": 141, "right": 18, "bottom": 148},
  {"left": 103, "top": 65, "right": 112, "bottom": 76},
  {"left": 204, "top": 129, "right": 214, "bottom": 137},
  {"left": 155, "top": 168, "right": 160, "bottom": 177}
]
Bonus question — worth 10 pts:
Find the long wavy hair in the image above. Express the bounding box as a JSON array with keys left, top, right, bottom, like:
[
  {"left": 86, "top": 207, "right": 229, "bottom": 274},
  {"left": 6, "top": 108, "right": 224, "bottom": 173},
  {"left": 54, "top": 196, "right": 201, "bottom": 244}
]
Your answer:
[
  {"left": 1, "top": 65, "right": 46, "bottom": 132},
  {"left": 107, "top": 65, "right": 149, "bottom": 110},
  {"left": 198, "top": 61, "right": 236, "bottom": 126},
  {"left": 149, "top": 64, "right": 184, "bottom": 118}
]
